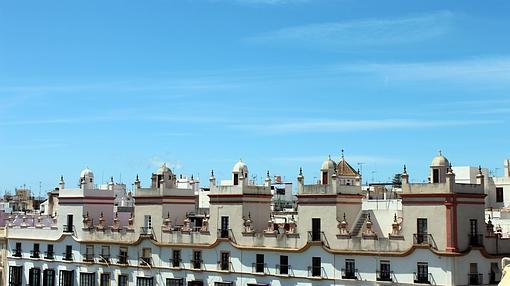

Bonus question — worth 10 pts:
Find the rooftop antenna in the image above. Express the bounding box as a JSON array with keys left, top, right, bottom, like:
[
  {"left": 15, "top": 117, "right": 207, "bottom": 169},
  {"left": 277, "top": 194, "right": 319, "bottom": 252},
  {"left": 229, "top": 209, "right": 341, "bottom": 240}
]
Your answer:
[{"left": 357, "top": 162, "right": 365, "bottom": 176}]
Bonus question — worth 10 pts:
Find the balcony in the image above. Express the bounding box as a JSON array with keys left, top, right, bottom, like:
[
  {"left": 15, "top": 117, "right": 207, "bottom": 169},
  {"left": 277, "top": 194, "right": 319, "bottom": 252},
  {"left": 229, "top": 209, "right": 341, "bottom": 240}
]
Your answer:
[
  {"left": 62, "top": 252, "right": 73, "bottom": 261},
  {"left": 99, "top": 254, "right": 110, "bottom": 264},
  {"left": 218, "top": 228, "right": 231, "bottom": 239},
  {"left": 414, "top": 272, "right": 432, "bottom": 284},
  {"left": 12, "top": 249, "right": 22, "bottom": 258},
  {"left": 170, "top": 258, "right": 182, "bottom": 268},
  {"left": 63, "top": 225, "right": 74, "bottom": 234},
  {"left": 468, "top": 273, "right": 483, "bottom": 285},
  {"left": 469, "top": 234, "right": 483, "bottom": 246},
  {"left": 83, "top": 253, "right": 94, "bottom": 262},
  {"left": 252, "top": 262, "right": 267, "bottom": 274},
  {"left": 30, "top": 250, "right": 40, "bottom": 259},
  {"left": 44, "top": 251, "right": 54, "bottom": 260},
  {"left": 489, "top": 272, "right": 500, "bottom": 284},
  {"left": 191, "top": 259, "right": 203, "bottom": 270},
  {"left": 376, "top": 270, "right": 393, "bottom": 282},
  {"left": 276, "top": 264, "right": 292, "bottom": 276},
  {"left": 341, "top": 268, "right": 359, "bottom": 280},
  {"left": 307, "top": 231, "right": 330, "bottom": 248},
  {"left": 218, "top": 261, "right": 232, "bottom": 272},
  {"left": 140, "top": 227, "right": 154, "bottom": 238},
  {"left": 117, "top": 255, "right": 128, "bottom": 265},
  {"left": 140, "top": 257, "right": 152, "bottom": 267},
  {"left": 308, "top": 266, "right": 326, "bottom": 278},
  {"left": 413, "top": 233, "right": 437, "bottom": 249}
]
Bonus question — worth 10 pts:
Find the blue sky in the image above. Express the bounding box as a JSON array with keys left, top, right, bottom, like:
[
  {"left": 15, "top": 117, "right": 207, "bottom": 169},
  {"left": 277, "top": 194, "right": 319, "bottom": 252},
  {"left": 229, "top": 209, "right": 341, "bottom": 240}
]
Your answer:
[{"left": 1, "top": 0, "right": 510, "bottom": 193}]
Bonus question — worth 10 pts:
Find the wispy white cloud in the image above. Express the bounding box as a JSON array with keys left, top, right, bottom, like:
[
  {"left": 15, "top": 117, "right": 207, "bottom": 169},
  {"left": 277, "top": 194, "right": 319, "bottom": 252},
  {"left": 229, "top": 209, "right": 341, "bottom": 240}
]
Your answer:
[
  {"left": 0, "top": 114, "right": 228, "bottom": 127},
  {"left": 3, "top": 55, "right": 510, "bottom": 101},
  {"left": 336, "top": 56, "right": 510, "bottom": 83},
  {"left": 233, "top": 118, "right": 500, "bottom": 134},
  {"left": 247, "top": 11, "right": 454, "bottom": 48}
]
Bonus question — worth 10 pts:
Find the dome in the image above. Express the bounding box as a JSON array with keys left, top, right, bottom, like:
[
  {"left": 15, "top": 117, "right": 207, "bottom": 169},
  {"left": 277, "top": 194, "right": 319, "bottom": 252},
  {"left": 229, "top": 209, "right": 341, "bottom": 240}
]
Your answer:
[
  {"left": 431, "top": 152, "right": 449, "bottom": 167},
  {"left": 80, "top": 167, "right": 94, "bottom": 178},
  {"left": 155, "top": 163, "right": 172, "bottom": 175},
  {"left": 321, "top": 157, "right": 337, "bottom": 170},
  {"left": 232, "top": 160, "right": 248, "bottom": 174}
]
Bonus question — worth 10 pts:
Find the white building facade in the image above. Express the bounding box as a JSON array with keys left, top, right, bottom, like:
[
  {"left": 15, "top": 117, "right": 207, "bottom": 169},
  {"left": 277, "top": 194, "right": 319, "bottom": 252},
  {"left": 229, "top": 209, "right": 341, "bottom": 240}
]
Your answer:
[{"left": 4, "top": 154, "right": 508, "bottom": 286}]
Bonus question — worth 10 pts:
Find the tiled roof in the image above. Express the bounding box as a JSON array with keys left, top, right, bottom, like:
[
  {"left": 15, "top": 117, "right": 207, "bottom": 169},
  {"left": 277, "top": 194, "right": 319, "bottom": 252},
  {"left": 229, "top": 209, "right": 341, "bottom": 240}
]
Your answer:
[{"left": 336, "top": 159, "right": 359, "bottom": 177}]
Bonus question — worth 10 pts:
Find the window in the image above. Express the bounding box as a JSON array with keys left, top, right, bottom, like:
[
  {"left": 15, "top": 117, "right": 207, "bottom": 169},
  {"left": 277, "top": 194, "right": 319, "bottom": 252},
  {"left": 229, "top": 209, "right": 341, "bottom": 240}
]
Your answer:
[
  {"left": 432, "top": 169, "right": 439, "bottom": 183},
  {"left": 279, "top": 255, "right": 289, "bottom": 275},
  {"left": 343, "top": 259, "right": 356, "bottom": 279},
  {"left": 187, "top": 281, "right": 204, "bottom": 286},
  {"left": 470, "top": 219, "right": 478, "bottom": 235},
  {"left": 136, "top": 277, "right": 153, "bottom": 286},
  {"left": 214, "top": 283, "right": 233, "bottom": 286},
  {"left": 470, "top": 262, "right": 478, "bottom": 273},
  {"left": 29, "top": 268, "right": 41, "bottom": 286},
  {"left": 497, "top": 187, "right": 504, "bottom": 203},
  {"left": 14, "top": 242, "right": 22, "bottom": 257},
  {"left": 311, "top": 257, "right": 321, "bottom": 277},
  {"left": 220, "top": 216, "right": 229, "bottom": 238},
  {"left": 59, "top": 270, "right": 74, "bottom": 286},
  {"left": 65, "top": 215, "right": 73, "bottom": 233},
  {"left": 166, "top": 278, "right": 184, "bottom": 286},
  {"left": 80, "top": 273, "right": 95, "bottom": 286},
  {"left": 220, "top": 252, "right": 230, "bottom": 271},
  {"left": 378, "top": 260, "right": 391, "bottom": 281},
  {"left": 415, "top": 262, "right": 429, "bottom": 283},
  {"left": 490, "top": 262, "right": 500, "bottom": 284},
  {"left": 43, "top": 269, "right": 55, "bottom": 286},
  {"left": 32, "top": 243, "right": 40, "bottom": 258},
  {"left": 64, "top": 245, "right": 73, "bottom": 261},
  {"left": 171, "top": 250, "right": 181, "bottom": 268},
  {"left": 141, "top": 248, "right": 152, "bottom": 266},
  {"left": 118, "top": 275, "right": 128, "bottom": 286},
  {"left": 9, "top": 266, "right": 23, "bottom": 286},
  {"left": 119, "top": 247, "right": 128, "bottom": 264},
  {"left": 416, "top": 218, "right": 428, "bottom": 244},
  {"left": 311, "top": 218, "right": 321, "bottom": 241},
  {"left": 144, "top": 215, "right": 152, "bottom": 230},
  {"left": 322, "top": 171, "right": 328, "bottom": 185},
  {"left": 85, "top": 245, "right": 94, "bottom": 261},
  {"left": 192, "top": 250, "right": 202, "bottom": 269},
  {"left": 255, "top": 254, "right": 264, "bottom": 273},
  {"left": 233, "top": 173, "right": 239, "bottom": 185},
  {"left": 100, "top": 273, "right": 110, "bottom": 286},
  {"left": 46, "top": 245, "right": 54, "bottom": 259},
  {"left": 101, "top": 246, "right": 110, "bottom": 262}
]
